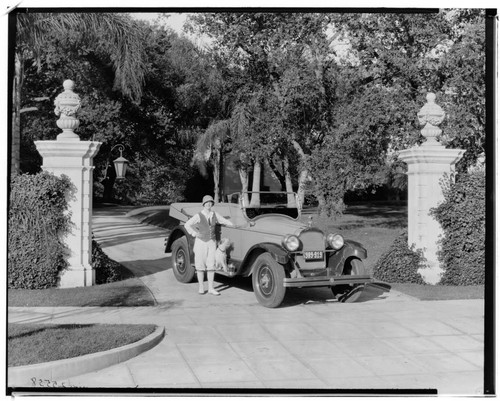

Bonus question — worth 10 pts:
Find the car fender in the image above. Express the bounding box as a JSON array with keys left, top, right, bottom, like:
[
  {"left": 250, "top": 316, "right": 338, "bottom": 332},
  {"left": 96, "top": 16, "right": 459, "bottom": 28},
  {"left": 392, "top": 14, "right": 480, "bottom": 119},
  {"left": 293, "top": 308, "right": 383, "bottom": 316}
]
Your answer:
[
  {"left": 164, "top": 226, "right": 195, "bottom": 260},
  {"left": 240, "top": 243, "right": 289, "bottom": 277},
  {"left": 328, "top": 239, "right": 368, "bottom": 273}
]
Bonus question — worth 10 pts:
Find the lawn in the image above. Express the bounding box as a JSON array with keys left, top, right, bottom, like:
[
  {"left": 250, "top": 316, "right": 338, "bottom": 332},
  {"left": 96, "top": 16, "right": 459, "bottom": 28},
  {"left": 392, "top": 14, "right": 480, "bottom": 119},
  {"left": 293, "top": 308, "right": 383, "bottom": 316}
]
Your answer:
[
  {"left": 390, "top": 283, "right": 484, "bottom": 300},
  {"left": 8, "top": 323, "right": 156, "bottom": 367},
  {"left": 8, "top": 277, "right": 156, "bottom": 307}
]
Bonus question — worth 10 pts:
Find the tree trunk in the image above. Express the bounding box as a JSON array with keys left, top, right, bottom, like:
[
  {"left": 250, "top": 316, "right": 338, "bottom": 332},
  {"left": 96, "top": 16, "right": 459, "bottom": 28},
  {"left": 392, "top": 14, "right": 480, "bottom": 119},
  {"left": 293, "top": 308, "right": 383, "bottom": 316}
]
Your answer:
[
  {"left": 11, "top": 52, "right": 22, "bottom": 179},
  {"left": 249, "top": 160, "right": 261, "bottom": 207},
  {"left": 219, "top": 149, "right": 225, "bottom": 202},
  {"left": 297, "top": 169, "right": 309, "bottom": 208},
  {"left": 239, "top": 167, "right": 249, "bottom": 206},
  {"left": 212, "top": 148, "right": 220, "bottom": 203},
  {"left": 102, "top": 163, "right": 116, "bottom": 202},
  {"left": 268, "top": 157, "right": 286, "bottom": 191},
  {"left": 291, "top": 140, "right": 309, "bottom": 207},
  {"left": 284, "top": 161, "right": 296, "bottom": 208}
]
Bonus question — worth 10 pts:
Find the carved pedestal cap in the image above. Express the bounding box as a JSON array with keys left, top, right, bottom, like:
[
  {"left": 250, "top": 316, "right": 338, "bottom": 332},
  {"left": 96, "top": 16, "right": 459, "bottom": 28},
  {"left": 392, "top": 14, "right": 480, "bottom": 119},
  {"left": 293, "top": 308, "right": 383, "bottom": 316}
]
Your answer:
[
  {"left": 54, "top": 79, "right": 81, "bottom": 140},
  {"left": 417, "top": 93, "right": 446, "bottom": 146}
]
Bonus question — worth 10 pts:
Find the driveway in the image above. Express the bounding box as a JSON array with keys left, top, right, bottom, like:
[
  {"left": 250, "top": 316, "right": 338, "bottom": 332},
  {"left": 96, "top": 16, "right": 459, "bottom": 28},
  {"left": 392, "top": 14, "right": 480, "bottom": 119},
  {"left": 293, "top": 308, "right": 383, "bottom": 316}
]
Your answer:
[{"left": 9, "top": 206, "right": 485, "bottom": 393}]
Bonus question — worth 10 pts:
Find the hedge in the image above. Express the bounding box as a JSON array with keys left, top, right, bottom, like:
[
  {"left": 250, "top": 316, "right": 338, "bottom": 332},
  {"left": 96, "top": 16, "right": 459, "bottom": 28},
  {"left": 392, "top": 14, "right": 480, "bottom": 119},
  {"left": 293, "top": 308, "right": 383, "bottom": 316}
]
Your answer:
[
  {"left": 9, "top": 172, "right": 130, "bottom": 289},
  {"left": 431, "top": 170, "right": 485, "bottom": 285},
  {"left": 8, "top": 172, "right": 73, "bottom": 289},
  {"left": 92, "top": 240, "right": 128, "bottom": 284},
  {"left": 373, "top": 230, "right": 426, "bottom": 284}
]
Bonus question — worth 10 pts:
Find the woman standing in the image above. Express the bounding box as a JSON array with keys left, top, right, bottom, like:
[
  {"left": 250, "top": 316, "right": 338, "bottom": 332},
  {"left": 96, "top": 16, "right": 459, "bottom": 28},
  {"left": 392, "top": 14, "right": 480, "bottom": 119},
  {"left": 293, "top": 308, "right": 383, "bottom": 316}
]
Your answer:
[{"left": 184, "top": 195, "right": 234, "bottom": 295}]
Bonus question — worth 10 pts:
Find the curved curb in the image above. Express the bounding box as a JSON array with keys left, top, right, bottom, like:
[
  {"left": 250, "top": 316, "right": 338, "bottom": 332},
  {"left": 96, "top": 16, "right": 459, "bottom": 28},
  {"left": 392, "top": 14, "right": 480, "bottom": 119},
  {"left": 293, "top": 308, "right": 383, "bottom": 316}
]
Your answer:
[{"left": 8, "top": 326, "right": 165, "bottom": 387}]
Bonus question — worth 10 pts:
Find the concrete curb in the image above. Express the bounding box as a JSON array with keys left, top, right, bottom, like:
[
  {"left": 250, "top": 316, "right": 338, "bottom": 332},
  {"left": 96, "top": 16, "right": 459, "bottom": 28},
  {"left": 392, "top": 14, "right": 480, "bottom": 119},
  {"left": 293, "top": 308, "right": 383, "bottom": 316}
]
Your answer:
[{"left": 8, "top": 326, "right": 165, "bottom": 387}]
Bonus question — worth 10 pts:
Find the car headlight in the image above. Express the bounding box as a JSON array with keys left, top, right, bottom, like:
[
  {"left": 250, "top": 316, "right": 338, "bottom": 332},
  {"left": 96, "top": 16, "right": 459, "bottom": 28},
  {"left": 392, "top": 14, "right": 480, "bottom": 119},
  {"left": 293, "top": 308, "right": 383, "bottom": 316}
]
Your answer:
[
  {"left": 327, "top": 233, "right": 344, "bottom": 250},
  {"left": 282, "top": 234, "right": 300, "bottom": 252}
]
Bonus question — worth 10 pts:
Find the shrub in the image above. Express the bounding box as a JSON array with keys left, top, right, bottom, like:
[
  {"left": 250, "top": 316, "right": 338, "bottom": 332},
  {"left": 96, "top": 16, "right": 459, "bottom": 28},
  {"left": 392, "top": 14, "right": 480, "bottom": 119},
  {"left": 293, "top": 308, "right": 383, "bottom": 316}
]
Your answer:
[
  {"left": 431, "top": 170, "right": 485, "bottom": 285},
  {"left": 8, "top": 172, "right": 73, "bottom": 289},
  {"left": 132, "top": 157, "right": 188, "bottom": 205},
  {"left": 91, "top": 240, "right": 128, "bottom": 284},
  {"left": 373, "top": 230, "right": 426, "bottom": 284}
]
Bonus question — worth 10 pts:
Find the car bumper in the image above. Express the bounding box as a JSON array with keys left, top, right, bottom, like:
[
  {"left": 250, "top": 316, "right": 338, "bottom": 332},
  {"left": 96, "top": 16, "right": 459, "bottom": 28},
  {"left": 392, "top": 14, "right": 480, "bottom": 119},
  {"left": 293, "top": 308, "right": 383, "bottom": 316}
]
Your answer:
[{"left": 283, "top": 274, "right": 373, "bottom": 288}]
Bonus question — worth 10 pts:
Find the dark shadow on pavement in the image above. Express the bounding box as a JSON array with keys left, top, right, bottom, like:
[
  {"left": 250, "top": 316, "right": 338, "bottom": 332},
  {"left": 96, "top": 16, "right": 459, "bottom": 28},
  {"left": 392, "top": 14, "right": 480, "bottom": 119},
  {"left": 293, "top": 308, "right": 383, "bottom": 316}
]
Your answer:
[
  {"left": 212, "top": 275, "right": 393, "bottom": 308},
  {"left": 121, "top": 257, "right": 171, "bottom": 277},
  {"left": 214, "top": 275, "right": 254, "bottom": 293},
  {"left": 95, "top": 231, "right": 169, "bottom": 249},
  {"left": 278, "top": 282, "right": 392, "bottom": 308}
]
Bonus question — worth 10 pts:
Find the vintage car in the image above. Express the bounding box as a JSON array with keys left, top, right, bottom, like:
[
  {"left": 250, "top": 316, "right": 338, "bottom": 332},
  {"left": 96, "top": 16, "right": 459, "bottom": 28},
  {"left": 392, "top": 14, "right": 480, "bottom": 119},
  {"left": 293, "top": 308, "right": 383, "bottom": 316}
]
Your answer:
[{"left": 164, "top": 191, "right": 372, "bottom": 308}]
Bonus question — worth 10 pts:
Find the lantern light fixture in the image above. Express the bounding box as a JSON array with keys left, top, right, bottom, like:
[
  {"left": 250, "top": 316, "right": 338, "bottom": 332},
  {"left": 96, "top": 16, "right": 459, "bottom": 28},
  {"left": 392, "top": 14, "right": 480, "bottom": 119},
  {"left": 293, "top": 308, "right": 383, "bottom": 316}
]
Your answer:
[
  {"left": 113, "top": 145, "right": 129, "bottom": 180},
  {"left": 103, "top": 144, "right": 129, "bottom": 181}
]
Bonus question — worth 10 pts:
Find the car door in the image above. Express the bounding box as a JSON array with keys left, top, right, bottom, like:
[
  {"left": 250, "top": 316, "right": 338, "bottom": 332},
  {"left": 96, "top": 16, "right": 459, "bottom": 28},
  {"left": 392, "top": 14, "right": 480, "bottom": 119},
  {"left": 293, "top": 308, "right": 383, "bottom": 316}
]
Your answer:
[{"left": 213, "top": 204, "right": 244, "bottom": 262}]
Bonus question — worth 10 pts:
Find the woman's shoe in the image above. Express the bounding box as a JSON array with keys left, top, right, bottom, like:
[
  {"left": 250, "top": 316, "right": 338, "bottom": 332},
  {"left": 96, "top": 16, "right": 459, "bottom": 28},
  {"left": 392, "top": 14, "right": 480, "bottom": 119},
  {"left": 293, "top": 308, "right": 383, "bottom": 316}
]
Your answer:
[{"left": 208, "top": 289, "right": 220, "bottom": 296}]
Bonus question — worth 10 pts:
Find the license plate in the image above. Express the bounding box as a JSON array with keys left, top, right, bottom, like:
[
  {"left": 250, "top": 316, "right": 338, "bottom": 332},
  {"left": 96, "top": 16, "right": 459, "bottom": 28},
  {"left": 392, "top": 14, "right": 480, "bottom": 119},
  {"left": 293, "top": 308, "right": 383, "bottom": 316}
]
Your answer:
[{"left": 303, "top": 251, "right": 324, "bottom": 260}]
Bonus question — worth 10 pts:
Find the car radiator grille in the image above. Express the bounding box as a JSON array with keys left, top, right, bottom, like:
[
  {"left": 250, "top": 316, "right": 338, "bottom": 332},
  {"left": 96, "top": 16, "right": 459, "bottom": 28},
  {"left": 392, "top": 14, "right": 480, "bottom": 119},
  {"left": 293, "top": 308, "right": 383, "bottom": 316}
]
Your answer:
[
  {"left": 300, "top": 230, "right": 324, "bottom": 250},
  {"left": 295, "top": 230, "right": 326, "bottom": 270}
]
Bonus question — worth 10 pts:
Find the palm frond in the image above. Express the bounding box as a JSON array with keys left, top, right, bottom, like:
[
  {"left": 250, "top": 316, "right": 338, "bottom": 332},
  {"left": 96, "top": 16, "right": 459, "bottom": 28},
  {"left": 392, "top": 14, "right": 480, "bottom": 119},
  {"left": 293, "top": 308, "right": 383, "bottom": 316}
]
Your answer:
[
  {"left": 16, "top": 12, "right": 146, "bottom": 102},
  {"left": 230, "top": 103, "right": 253, "bottom": 139},
  {"left": 191, "top": 119, "right": 230, "bottom": 176}
]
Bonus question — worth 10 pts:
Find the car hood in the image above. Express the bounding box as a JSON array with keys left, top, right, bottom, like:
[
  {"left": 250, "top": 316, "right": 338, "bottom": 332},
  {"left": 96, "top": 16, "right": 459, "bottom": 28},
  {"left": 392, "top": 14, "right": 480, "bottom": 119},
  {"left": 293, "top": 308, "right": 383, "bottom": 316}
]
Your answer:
[{"left": 248, "top": 215, "right": 308, "bottom": 236}]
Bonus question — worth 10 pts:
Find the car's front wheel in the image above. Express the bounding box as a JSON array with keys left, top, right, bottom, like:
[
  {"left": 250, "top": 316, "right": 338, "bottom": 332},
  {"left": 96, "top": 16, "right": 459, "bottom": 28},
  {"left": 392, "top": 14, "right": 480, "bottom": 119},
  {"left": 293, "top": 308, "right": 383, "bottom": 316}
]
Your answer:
[
  {"left": 331, "top": 258, "right": 367, "bottom": 303},
  {"left": 171, "top": 237, "right": 196, "bottom": 283},
  {"left": 252, "top": 253, "right": 286, "bottom": 308}
]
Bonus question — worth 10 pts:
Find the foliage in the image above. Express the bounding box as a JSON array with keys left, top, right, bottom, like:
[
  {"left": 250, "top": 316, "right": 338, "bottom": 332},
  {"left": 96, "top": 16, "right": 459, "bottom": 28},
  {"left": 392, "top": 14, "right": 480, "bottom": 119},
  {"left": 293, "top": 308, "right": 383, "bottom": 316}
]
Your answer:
[
  {"left": 187, "top": 13, "right": 337, "bottom": 207},
  {"left": 16, "top": 11, "right": 487, "bottom": 211},
  {"left": 128, "top": 154, "right": 190, "bottom": 205},
  {"left": 19, "top": 20, "right": 221, "bottom": 203},
  {"left": 16, "top": 12, "right": 147, "bottom": 102},
  {"left": 188, "top": 11, "right": 486, "bottom": 216},
  {"left": 12, "top": 12, "right": 149, "bottom": 177},
  {"left": 430, "top": 170, "right": 485, "bottom": 285},
  {"left": 8, "top": 172, "right": 73, "bottom": 289},
  {"left": 439, "top": 10, "right": 486, "bottom": 169},
  {"left": 373, "top": 230, "right": 426, "bottom": 284},
  {"left": 332, "top": 10, "right": 486, "bottom": 170},
  {"left": 91, "top": 240, "right": 124, "bottom": 284}
]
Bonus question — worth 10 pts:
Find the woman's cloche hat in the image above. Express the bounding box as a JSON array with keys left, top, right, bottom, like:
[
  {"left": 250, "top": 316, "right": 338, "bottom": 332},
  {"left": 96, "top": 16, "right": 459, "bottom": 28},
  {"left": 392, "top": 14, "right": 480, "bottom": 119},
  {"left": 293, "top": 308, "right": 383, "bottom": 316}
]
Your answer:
[{"left": 202, "top": 195, "right": 215, "bottom": 206}]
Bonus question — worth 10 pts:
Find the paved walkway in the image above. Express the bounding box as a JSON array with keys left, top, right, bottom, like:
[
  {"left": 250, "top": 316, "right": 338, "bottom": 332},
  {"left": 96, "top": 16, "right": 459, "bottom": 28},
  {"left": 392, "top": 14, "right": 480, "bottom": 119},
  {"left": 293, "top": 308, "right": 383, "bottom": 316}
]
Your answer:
[{"left": 8, "top": 207, "right": 485, "bottom": 394}]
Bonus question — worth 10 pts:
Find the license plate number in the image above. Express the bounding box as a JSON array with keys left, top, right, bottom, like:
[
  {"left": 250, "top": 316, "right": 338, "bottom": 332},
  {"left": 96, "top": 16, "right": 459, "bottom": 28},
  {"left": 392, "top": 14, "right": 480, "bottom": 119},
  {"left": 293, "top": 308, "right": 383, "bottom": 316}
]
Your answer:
[{"left": 303, "top": 251, "right": 324, "bottom": 260}]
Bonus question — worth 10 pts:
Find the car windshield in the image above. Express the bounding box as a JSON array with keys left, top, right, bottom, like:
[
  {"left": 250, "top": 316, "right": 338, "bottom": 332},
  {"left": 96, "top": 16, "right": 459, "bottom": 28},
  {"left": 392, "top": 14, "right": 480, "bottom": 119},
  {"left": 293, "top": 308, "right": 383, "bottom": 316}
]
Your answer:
[{"left": 230, "top": 192, "right": 300, "bottom": 220}]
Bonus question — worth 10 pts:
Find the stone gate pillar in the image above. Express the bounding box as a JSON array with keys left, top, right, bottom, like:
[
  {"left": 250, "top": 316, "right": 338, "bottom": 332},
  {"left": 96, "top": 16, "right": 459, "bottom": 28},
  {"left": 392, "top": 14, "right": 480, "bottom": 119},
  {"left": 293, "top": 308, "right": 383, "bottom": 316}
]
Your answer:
[
  {"left": 398, "top": 93, "right": 464, "bottom": 284},
  {"left": 35, "top": 80, "right": 101, "bottom": 288}
]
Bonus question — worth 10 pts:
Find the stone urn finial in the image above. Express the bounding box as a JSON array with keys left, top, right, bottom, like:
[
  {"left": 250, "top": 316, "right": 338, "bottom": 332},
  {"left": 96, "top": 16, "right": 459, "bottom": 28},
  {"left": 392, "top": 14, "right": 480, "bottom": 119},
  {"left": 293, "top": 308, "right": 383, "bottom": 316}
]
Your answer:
[
  {"left": 54, "top": 79, "right": 81, "bottom": 141},
  {"left": 417, "top": 93, "right": 446, "bottom": 146}
]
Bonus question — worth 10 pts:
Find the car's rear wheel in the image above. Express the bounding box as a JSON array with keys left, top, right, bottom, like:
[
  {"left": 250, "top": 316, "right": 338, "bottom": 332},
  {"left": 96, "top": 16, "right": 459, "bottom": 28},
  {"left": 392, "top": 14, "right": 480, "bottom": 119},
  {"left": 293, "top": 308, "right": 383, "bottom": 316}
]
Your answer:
[
  {"left": 331, "top": 258, "right": 366, "bottom": 303},
  {"left": 171, "top": 237, "right": 196, "bottom": 283},
  {"left": 252, "top": 253, "right": 286, "bottom": 308}
]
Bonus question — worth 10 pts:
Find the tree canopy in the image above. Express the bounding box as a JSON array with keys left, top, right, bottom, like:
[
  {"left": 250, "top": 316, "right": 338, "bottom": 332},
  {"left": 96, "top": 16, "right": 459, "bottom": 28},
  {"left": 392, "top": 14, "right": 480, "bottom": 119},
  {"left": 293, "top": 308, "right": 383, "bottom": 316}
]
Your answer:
[{"left": 14, "top": 10, "right": 487, "bottom": 215}]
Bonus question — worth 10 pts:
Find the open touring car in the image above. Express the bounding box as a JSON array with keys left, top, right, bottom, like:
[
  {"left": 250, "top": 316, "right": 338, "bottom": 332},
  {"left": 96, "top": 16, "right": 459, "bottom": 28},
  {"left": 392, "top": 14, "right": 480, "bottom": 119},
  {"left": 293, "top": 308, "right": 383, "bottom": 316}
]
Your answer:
[{"left": 164, "top": 191, "right": 373, "bottom": 308}]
